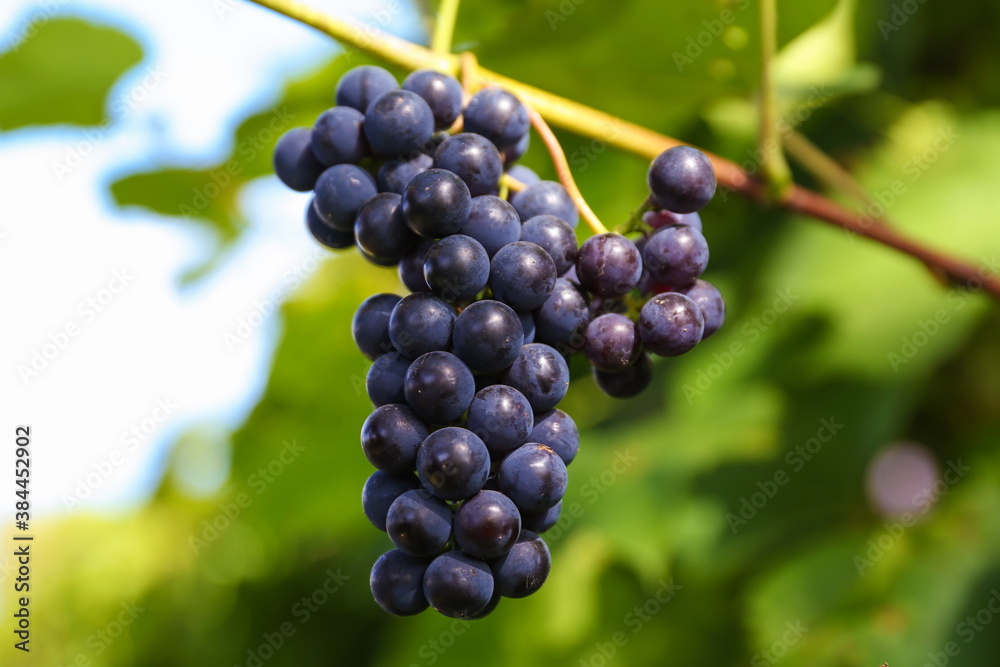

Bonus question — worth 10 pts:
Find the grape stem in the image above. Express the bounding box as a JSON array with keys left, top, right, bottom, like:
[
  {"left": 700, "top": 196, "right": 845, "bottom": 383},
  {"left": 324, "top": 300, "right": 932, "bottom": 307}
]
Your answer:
[
  {"left": 430, "top": 0, "right": 461, "bottom": 55},
  {"left": 244, "top": 0, "right": 1000, "bottom": 299},
  {"left": 757, "top": 0, "right": 792, "bottom": 198},
  {"left": 526, "top": 106, "right": 609, "bottom": 236}
]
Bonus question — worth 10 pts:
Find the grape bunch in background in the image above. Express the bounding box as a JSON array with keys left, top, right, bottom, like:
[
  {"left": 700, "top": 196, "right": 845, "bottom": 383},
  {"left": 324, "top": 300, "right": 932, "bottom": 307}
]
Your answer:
[{"left": 272, "top": 63, "right": 724, "bottom": 619}]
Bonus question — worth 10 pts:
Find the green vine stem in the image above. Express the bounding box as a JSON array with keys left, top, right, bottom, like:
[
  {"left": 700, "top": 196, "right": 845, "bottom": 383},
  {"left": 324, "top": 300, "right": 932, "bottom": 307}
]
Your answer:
[
  {"left": 758, "top": 0, "right": 792, "bottom": 199},
  {"left": 430, "top": 0, "right": 461, "bottom": 55},
  {"left": 245, "top": 0, "right": 1000, "bottom": 299}
]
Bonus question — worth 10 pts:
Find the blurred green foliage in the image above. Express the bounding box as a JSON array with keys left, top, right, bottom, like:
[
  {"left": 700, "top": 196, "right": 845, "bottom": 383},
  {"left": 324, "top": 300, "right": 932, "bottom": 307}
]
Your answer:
[{"left": 7, "top": 1, "right": 1000, "bottom": 666}]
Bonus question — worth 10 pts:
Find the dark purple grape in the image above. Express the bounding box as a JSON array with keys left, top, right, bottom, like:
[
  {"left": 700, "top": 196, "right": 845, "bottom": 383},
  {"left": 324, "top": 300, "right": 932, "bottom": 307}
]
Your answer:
[
  {"left": 388, "top": 293, "right": 456, "bottom": 359},
  {"left": 386, "top": 489, "right": 454, "bottom": 557},
  {"left": 416, "top": 427, "right": 490, "bottom": 500},
  {"left": 490, "top": 241, "right": 557, "bottom": 311},
  {"left": 501, "top": 131, "right": 529, "bottom": 168},
  {"left": 398, "top": 239, "right": 434, "bottom": 293},
  {"left": 352, "top": 293, "right": 401, "bottom": 360},
  {"left": 423, "top": 234, "right": 490, "bottom": 303},
  {"left": 363, "top": 89, "right": 435, "bottom": 157},
  {"left": 423, "top": 551, "right": 494, "bottom": 618},
  {"left": 511, "top": 180, "right": 579, "bottom": 227},
  {"left": 311, "top": 106, "right": 369, "bottom": 165},
  {"left": 274, "top": 127, "right": 326, "bottom": 192},
  {"left": 434, "top": 133, "right": 503, "bottom": 197},
  {"left": 576, "top": 233, "right": 643, "bottom": 298},
  {"left": 593, "top": 353, "right": 653, "bottom": 398},
  {"left": 306, "top": 198, "right": 354, "bottom": 249},
  {"left": 362, "top": 470, "right": 421, "bottom": 531},
  {"left": 463, "top": 87, "right": 529, "bottom": 149},
  {"left": 404, "top": 352, "right": 475, "bottom": 425},
  {"left": 643, "top": 224, "right": 709, "bottom": 287},
  {"left": 532, "top": 278, "right": 589, "bottom": 353},
  {"left": 520, "top": 215, "right": 578, "bottom": 276},
  {"left": 520, "top": 501, "right": 561, "bottom": 534},
  {"left": 505, "top": 164, "right": 540, "bottom": 187},
  {"left": 454, "top": 490, "right": 521, "bottom": 559},
  {"left": 460, "top": 195, "right": 522, "bottom": 257},
  {"left": 355, "top": 193, "right": 418, "bottom": 267},
  {"left": 501, "top": 343, "right": 570, "bottom": 413},
  {"left": 489, "top": 531, "right": 550, "bottom": 598},
  {"left": 638, "top": 292, "right": 704, "bottom": 356},
  {"left": 335, "top": 65, "right": 397, "bottom": 112},
  {"left": 518, "top": 311, "right": 536, "bottom": 344},
  {"left": 402, "top": 168, "right": 472, "bottom": 238},
  {"left": 370, "top": 549, "right": 430, "bottom": 616},
  {"left": 528, "top": 410, "right": 579, "bottom": 466},
  {"left": 378, "top": 153, "right": 433, "bottom": 195},
  {"left": 499, "top": 444, "right": 568, "bottom": 513},
  {"left": 402, "top": 69, "right": 463, "bottom": 129},
  {"left": 452, "top": 300, "right": 524, "bottom": 373},
  {"left": 366, "top": 352, "right": 411, "bottom": 406},
  {"left": 313, "top": 164, "right": 378, "bottom": 231},
  {"left": 644, "top": 209, "right": 702, "bottom": 232},
  {"left": 675, "top": 279, "right": 725, "bottom": 338},
  {"left": 466, "top": 384, "right": 533, "bottom": 458},
  {"left": 470, "top": 590, "right": 502, "bottom": 619},
  {"left": 648, "top": 145, "right": 716, "bottom": 213},
  {"left": 361, "top": 404, "right": 429, "bottom": 473},
  {"left": 583, "top": 313, "right": 642, "bottom": 372}
]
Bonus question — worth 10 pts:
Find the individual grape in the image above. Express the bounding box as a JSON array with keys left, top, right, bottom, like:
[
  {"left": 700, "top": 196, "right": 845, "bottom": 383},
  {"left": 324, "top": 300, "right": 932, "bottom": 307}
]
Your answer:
[
  {"left": 416, "top": 427, "right": 490, "bottom": 499},
  {"left": 518, "top": 311, "right": 536, "bottom": 344},
  {"left": 675, "top": 279, "right": 725, "bottom": 338},
  {"left": 366, "top": 352, "right": 411, "bottom": 406},
  {"left": 501, "top": 131, "right": 529, "bottom": 168},
  {"left": 520, "top": 501, "right": 561, "bottom": 534},
  {"left": 311, "top": 106, "right": 369, "bottom": 165},
  {"left": 520, "top": 215, "right": 578, "bottom": 276},
  {"left": 423, "top": 234, "right": 490, "bottom": 303},
  {"left": 398, "top": 239, "right": 434, "bottom": 293},
  {"left": 499, "top": 443, "right": 568, "bottom": 512},
  {"left": 274, "top": 127, "right": 326, "bottom": 192},
  {"left": 335, "top": 65, "right": 397, "bottom": 112},
  {"left": 433, "top": 133, "right": 503, "bottom": 197},
  {"left": 313, "top": 164, "right": 378, "bottom": 231},
  {"left": 370, "top": 549, "right": 430, "bottom": 616},
  {"left": 386, "top": 489, "right": 454, "bottom": 557},
  {"left": 388, "top": 293, "right": 456, "bottom": 359},
  {"left": 470, "top": 591, "right": 502, "bottom": 619},
  {"left": 361, "top": 404, "right": 429, "bottom": 473},
  {"left": 306, "top": 197, "right": 354, "bottom": 249},
  {"left": 489, "top": 531, "right": 551, "bottom": 598},
  {"left": 644, "top": 209, "right": 702, "bottom": 232},
  {"left": 643, "top": 224, "right": 709, "bottom": 287},
  {"left": 401, "top": 69, "right": 463, "bottom": 130},
  {"left": 583, "top": 313, "right": 642, "bottom": 372},
  {"left": 593, "top": 353, "right": 653, "bottom": 398},
  {"left": 576, "top": 233, "right": 643, "bottom": 298},
  {"left": 501, "top": 343, "right": 570, "bottom": 413},
  {"left": 364, "top": 89, "right": 435, "bottom": 157},
  {"left": 404, "top": 352, "right": 476, "bottom": 425},
  {"left": 466, "top": 384, "right": 533, "bottom": 458},
  {"left": 355, "top": 193, "right": 418, "bottom": 267},
  {"left": 588, "top": 294, "right": 627, "bottom": 316},
  {"left": 490, "top": 241, "right": 557, "bottom": 312},
  {"left": 463, "top": 87, "right": 529, "bottom": 149},
  {"left": 459, "top": 195, "right": 522, "bottom": 257},
  {"left": 352, "top": 293, "right": 401, "bottom": 360},
  {"left": 511, "top": 181, "right": 579, "bottom": 227},
  {"left": 505, "top": 164, "right": 540, "bottom": 187},
  {"left": 423, "top": 551, "right": 494, "bottom": 618},
  {"left": 638, "top": 292, "right": 705, "bottom": 356},
  {"left": 532, "top": 278, "right": 589, "bottom": 352},
  {"left": 402, "top": 169, "right": 472, "bottom": 239},
  {"left": 378, "top": 153, "right": 433, "bottom": 195},
  {"left": 454, "top": 490, "right": 522, "bottom": 560},
  {"left": 362, "top": 470, "right": 421, "bottom": 531},
  {"left": 528, "top": 410, "right": 579, "bottom": 466},
  {"left": 648, "top": 145, "right": 717, "bottom": 213},
  {"left": 452, "top": 300, "right": 524, "bottom": 374}
]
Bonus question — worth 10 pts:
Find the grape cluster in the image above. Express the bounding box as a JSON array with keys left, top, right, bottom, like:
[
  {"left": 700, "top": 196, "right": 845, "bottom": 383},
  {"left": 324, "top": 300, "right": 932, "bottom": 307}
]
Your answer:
[{"left": 272, "top": 64, "right": 724, "bottom": 619}]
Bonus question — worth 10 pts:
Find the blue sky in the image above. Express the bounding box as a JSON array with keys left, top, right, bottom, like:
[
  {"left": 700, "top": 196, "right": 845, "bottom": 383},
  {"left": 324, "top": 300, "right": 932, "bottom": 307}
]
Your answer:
[{"left": 0, "top": 0, "right": 422, "bottom": 513}]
